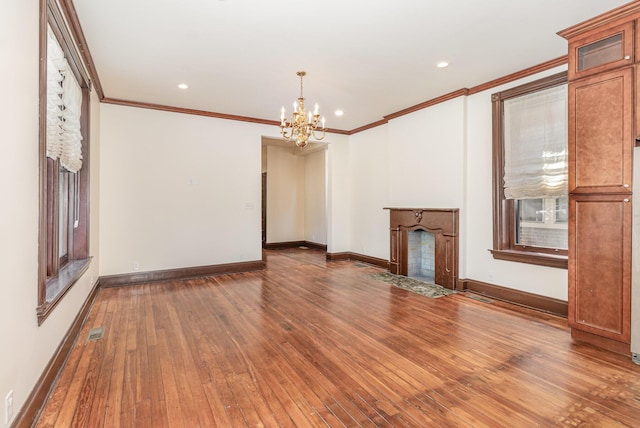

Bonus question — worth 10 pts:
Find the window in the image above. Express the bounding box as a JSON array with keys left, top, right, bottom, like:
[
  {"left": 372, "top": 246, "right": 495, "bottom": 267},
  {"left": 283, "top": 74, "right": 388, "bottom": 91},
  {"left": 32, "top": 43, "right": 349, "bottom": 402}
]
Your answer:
[
  {"left": 38, "top": 0, "right": 91, "bottom": 324},
  {"left": 491, "top": 72, "right": 568, "bottom": 269}
]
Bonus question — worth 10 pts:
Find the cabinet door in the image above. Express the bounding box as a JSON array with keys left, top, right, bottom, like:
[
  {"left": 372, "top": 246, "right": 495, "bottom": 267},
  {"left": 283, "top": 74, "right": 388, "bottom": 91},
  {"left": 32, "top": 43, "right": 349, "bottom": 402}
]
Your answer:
[
  {"left": 569, "top": 67, "right": 633, "bottom": 194},
  {"left": 568, "top": 194, "right": 631, "bottom": 344},
  {"left": 568, "top": 21, "right": 633, "bottom": 80}
]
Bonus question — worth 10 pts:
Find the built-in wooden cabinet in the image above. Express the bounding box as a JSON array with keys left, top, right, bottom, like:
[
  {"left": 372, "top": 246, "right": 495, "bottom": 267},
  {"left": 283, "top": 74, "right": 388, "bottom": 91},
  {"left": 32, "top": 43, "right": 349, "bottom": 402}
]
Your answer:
[
  {"left": 568, "top": 67, "right": 633, "bottom": 194},
  {"left": 569, "top": 195, "right": 631, "bottom": 347},
  {"left": 559, "top": 3, "right": 640, "bottom": 354}
]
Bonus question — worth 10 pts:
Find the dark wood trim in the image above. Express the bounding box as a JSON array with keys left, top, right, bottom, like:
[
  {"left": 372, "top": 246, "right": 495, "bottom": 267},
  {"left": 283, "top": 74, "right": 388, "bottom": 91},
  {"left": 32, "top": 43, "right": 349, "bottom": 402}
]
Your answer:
[
  {"left": 325, "top": 251, "right": 389, "bottom": 269},
  {"left": 571, "top": 328, "right": 631, "bottom": 356},
  {"left": 490, "top": 249, "right": 568, "bottom": 269},
  {"left": 38, "top": 0, "right": 48, "bottom": 313},
  {"left": 100, "top": 260, "right": 264, "bottom": 288},
  {"left": 58, "top": 0, "right": 104, "bottom": 98},
  {"left": 103, "top": 97, "right": 280, "bottom": 125},
  {"left": 264, "top": 241, "right": 307, "bottom": 250},
  {"left": 348, "top": 119, "right": 389, "bottom": 135},
  {"left": 303, "top": 241, "right": 328, "bottom": 251},
  {"left": 460, "top": 278, "right": 568, "bottom": 317},
  {"left": 491, "top": 70, "right": 568, "bottom": 100},
  {"left": 13, "top": 279, "right": 101, "bottom": 428},
  {"left": 326, "top": 252, "right": 351, "bottom": 261},
  {"left": 384, "top": 89, "right": 469, "bottom": 121},
  {"left": 348, "top": 252, "right": 389, "bottom": 269},
  {"left": 468, "top": 56, "right": 568, "bottom": 95},
  {"left": 264, "top": 241, "right": 327, "bottom": 251},
  {"left": 557, "top": 2, "right": 640, "bottom": 40},
  {"left": 102, "top": 97, "right": 351, "bottom": 135}
]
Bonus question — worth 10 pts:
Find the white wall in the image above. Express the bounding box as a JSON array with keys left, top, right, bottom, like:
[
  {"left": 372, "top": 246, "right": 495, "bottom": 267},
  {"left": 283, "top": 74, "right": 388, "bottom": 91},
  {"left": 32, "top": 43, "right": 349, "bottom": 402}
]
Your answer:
[
  {"left": 0, "top": 1, "right": 101, "bottom": 424},
  {"left": 349, "top": 125, "right": 389, "bottom": 259},
  {"left": 99, "top": 104, "right": 273, "bottom": 275},
  {"left": 326, "top": 135, "right": 351, "bottom": 254},
  {"left": 265, "top": 145, "right": 305, "bottom": 244},
  {"left": 387, "top": 97, "right": 466, "bottom": 209},
  {"left": 304, "top": 150, "right": 327, "bottom": 245}
]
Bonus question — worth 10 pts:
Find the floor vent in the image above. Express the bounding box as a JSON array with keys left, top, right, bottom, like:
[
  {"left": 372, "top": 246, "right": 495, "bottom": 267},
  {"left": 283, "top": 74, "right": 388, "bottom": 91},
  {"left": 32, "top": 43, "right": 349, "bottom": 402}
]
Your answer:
[
  {"left": 86, "top": 327, "right": 104, "bottom": 342},
  {"left": 466, "top": 293, "right": 493, "bottom": 304}
]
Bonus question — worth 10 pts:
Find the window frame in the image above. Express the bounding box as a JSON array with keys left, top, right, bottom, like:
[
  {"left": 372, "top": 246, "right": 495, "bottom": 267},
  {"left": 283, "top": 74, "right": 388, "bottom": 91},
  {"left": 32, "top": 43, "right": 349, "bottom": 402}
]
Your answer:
[
  {"left": 491, "top": 71, "right": 568, "bottom": 269},
  {"left": 37, "top": 0, "right": 92, "bottom": 325}
]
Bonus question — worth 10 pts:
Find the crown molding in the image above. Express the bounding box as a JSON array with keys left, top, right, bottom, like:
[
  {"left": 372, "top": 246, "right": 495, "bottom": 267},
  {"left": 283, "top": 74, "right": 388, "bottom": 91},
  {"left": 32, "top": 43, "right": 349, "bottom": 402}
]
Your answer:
[{"left": 558, "top": 0, "right": 640, "bottom": 40}]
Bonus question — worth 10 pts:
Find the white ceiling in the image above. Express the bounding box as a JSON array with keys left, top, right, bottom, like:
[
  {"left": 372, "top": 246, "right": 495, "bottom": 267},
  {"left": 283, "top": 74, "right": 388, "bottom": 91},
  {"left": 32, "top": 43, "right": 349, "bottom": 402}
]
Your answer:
[{"left": 72, "top": 0, "right": 630, "bottom": 132}]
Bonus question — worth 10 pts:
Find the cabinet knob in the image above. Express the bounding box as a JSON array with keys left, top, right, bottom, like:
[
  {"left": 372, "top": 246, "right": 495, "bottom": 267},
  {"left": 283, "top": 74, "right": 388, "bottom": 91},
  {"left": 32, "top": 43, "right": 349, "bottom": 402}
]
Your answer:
[
  {"left": 624, "top": 183, "right": 630, "bottom": 188},
  {"left": 624, "top": 198, "right": 630, "bottom": 203},
  {"left": 625, "top": 55, "right": 631, "bottom": 60}
]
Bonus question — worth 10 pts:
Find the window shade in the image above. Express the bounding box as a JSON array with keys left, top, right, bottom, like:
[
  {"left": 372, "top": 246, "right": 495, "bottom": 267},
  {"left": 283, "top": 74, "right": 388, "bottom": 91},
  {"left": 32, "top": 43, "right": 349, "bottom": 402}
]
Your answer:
[
  {"left": 503, "top": 84, "right": 567, "bottom": 199},
  {"left": 46, "top": 27, "right": 83, "bottom": 173}
]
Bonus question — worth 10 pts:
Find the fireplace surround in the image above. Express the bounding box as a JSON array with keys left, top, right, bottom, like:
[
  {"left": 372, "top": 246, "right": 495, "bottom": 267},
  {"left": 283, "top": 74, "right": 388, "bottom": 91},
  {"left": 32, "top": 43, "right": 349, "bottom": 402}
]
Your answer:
[{"left": 384, "top": 208, "right": 459, "bottom": 290}]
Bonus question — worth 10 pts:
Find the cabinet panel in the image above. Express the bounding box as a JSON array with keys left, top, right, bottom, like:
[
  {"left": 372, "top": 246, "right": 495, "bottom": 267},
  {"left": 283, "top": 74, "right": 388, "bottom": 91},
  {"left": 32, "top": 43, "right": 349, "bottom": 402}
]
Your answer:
[
  {"left": 569, "top": 67, "right": 633, "bottom": 194},
  {"left": 637, "top": 65, "right": 640, "bottom": 143},
  {"left": 568, "top": 21, "right": 633, "bottom": 79},
  {"left": 569, "top": 195, "right": 631, "bottom": 343},
  {"left": 389, "top": 228, "right": 400, "bottom": 274},
  {"left": 435, "top": 235, "right": 457, "bottom": 290}
]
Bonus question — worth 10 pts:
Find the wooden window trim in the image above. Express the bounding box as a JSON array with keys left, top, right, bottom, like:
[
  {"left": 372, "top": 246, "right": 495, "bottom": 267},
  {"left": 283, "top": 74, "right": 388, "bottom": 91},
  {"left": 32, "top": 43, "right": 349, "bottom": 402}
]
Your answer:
[
  {"left": 491, "top": 71, "right": 569, "bottom": 269},
  {"left": 37, "top": 0, "right": 91, "bottom": 325}
]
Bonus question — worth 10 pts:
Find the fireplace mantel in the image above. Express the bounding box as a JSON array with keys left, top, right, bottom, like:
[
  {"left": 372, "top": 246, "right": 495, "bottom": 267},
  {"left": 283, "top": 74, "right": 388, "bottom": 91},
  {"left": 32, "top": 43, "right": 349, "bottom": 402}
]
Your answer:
[{"left": 384, "top": 208, "right": 459, "bottom": 290}]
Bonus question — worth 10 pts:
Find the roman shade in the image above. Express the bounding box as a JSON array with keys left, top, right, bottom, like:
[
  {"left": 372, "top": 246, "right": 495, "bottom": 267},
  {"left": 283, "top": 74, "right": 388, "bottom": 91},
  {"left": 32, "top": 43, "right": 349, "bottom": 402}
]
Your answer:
[
  {"left": 503, "top": 84, "right": 567, "bottom": 199},
  {"left": 46, "top": 27, "right": 83, "bottom": 173}
]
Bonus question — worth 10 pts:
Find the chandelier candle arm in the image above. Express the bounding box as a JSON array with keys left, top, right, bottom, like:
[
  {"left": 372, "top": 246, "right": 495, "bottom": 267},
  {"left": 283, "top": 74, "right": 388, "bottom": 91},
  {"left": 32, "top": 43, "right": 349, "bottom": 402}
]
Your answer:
[{"left": 278, "top": 70, "right": 326, "bottom": 148}]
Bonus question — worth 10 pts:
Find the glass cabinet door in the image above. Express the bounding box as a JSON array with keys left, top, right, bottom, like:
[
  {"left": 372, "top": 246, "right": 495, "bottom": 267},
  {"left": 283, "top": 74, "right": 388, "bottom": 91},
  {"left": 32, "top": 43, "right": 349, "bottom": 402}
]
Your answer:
[{"left": 569, "top": 22, "right": 633, "bottom": 79}]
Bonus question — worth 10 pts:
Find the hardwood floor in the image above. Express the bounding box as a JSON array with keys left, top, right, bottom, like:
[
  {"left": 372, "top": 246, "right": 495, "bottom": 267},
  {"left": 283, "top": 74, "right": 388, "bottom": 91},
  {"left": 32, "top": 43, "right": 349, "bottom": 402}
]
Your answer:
[{"left": 35, "top": 249, "right": 640, "bottom": 427}]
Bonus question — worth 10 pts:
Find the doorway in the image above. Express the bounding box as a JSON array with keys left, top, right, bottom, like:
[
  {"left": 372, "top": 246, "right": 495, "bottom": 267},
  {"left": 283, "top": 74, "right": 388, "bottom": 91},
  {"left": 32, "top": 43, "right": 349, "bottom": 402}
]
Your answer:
[{"left": 261, "top": 137, "right": 327, "bottom": 249}]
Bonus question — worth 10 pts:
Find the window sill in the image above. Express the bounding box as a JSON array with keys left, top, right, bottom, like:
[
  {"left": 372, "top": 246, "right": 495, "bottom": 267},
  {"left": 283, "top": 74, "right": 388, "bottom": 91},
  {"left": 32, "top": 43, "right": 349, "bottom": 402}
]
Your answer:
[
  {"left": 490, "top": 249, "right": 567, "bottom": 269},
  {"left": 37, "top": 257, "right": 92, "bottom": 325}
]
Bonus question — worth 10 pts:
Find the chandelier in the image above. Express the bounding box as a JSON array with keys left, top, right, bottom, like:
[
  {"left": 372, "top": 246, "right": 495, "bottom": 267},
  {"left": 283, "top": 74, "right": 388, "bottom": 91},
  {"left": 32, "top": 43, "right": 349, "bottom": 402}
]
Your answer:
[{"left": 279, "top": 71, "right": 326, "bottom": 148}]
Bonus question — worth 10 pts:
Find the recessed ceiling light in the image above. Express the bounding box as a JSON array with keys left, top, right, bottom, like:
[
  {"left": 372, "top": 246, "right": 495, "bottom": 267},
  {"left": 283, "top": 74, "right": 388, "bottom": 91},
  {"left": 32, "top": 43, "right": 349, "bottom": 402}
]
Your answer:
[
  {"left": 177, "top": 83, "right": 189, "bottom": 89},
  {"left": 436, "top": 61, "right": 449, "bottom": 68},
  {"left": 335, "top": 110, "right": 344, "bottom": 116}
]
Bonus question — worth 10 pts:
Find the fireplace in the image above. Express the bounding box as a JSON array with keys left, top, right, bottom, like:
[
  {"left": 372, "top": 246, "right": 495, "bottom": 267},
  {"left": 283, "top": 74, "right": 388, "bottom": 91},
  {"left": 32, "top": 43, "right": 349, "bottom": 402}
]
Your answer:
[
  {"left": 385, "top": 208, "right": 459, "bottom": 290},
  {"left": 407, "top": 229, "right": 435, "bottom": 283}
]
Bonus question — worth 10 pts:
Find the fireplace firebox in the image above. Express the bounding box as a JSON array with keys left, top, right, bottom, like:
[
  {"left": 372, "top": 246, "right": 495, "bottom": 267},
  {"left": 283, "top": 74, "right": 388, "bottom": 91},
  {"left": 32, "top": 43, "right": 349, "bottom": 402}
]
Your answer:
[{"left": 384, "top": 208, "right": 459, "bottom": 290}]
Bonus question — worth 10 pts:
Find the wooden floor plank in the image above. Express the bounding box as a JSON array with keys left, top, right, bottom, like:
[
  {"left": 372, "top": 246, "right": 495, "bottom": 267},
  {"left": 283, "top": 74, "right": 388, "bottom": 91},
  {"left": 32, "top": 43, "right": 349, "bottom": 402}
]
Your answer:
[{"left": 35, "top": 248, "right": 640, "bottom": 427}]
